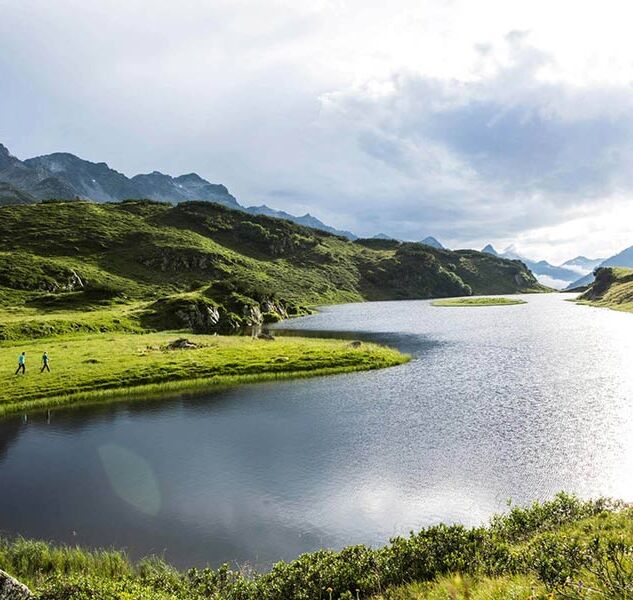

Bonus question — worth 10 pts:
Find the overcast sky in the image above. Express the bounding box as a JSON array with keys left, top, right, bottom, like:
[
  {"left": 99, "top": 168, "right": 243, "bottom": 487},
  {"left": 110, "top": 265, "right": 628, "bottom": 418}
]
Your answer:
[{"left": 2, "top": 0, "right": 633, "bottom": 262}]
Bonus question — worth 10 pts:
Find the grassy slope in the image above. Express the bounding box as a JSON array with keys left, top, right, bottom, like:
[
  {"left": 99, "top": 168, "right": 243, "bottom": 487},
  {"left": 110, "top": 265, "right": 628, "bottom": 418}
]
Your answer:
[
  {"left": 0, "top": 200, "right": 546, "bottom": 339},
  {"left": 431, "top": 297, "right": 527, "bottom": 307},
  {"left": 0, "top": 333, "right": 407, "bottom": 416},
  {"left": 1, "top": 495, "right": 631, "bottom": 599},
  {"left": 578, "top": 266, "right": 633, "bottom": 313}
]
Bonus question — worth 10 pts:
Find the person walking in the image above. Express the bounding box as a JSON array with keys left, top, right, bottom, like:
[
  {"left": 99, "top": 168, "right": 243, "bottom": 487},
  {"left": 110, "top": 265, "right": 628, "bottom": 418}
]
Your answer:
[
  {"left": 15, "top": 352, "right": 26, "bottom": 375},
  {"left": 40, "top": 351, "right": 50, "bottom": 373}
]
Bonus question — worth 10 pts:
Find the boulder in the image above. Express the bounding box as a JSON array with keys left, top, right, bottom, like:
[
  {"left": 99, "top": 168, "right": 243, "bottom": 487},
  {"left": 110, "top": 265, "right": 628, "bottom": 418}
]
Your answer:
[
  {"left": 166, "top": 338, "right": 198, "bottom": 350},
  {"left": 0, "top": 569, "right": 33, "bottom": 599}
]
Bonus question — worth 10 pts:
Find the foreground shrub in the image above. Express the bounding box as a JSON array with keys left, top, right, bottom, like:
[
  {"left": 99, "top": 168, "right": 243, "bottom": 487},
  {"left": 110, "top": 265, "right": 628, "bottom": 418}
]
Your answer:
[{"left": 1, "top": 494, "right": 630, "bottom": 599}]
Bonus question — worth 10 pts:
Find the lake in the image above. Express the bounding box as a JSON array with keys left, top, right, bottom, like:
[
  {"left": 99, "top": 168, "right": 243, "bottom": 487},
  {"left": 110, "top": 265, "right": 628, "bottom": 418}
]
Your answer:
[{"left": 1, "top": 294, "right": 632, "bottom": 569}]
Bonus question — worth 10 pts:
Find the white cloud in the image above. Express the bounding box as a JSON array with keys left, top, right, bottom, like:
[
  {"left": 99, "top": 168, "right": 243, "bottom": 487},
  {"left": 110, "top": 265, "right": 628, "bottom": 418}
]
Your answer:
[{"left": 1, "top": 0, "right": 633, "bottom": 261}]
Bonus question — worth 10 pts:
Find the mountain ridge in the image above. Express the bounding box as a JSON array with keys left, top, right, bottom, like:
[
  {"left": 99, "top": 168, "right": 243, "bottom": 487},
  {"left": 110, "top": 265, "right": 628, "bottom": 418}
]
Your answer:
[
  {"left": 0, "top": 143, "right": 355, "bottom": 239},
  {"left": 481, "top": 243, "right": 602, "bottom": 289},
  {"left": 568, "top": 245, "right": 633, "bottom": 289}
]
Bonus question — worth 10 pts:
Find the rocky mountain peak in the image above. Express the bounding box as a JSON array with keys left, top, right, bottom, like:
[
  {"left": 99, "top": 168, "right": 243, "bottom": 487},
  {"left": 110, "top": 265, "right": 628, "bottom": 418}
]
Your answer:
[{"left": 175, "top": 173, "right": 206, "bottom": 184}]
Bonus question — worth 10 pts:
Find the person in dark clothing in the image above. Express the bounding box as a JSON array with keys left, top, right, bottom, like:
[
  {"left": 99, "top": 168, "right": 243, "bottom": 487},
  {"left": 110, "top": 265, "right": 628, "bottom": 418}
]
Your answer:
[
  {"left": 15, "top": 352, "right": 26, "bottom": 375},
  {"left": 40, "top": 352, "right": 50, "bottom": 373}
]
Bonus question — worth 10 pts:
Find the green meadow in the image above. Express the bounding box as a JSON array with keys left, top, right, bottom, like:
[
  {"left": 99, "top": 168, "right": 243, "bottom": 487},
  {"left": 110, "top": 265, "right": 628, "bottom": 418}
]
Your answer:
[{"left": 0, "top": 331, "right": 407, "bottom": 417}]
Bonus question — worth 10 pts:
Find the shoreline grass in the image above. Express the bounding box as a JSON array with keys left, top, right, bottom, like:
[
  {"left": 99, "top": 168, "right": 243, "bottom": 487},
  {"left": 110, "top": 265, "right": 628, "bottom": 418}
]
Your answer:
[
  {"left": 431, "top": 296, "right": 527, "bottom": 307},
  {"left": 1, "top": 495, "right": 630, "bottom": 599},
  {"left": 0, "top": 331, "right": 409, "bottom": 417}
]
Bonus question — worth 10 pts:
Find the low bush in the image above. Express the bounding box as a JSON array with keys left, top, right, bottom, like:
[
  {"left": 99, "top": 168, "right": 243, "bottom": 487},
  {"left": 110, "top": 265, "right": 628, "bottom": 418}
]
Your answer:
[{"left": 2, "top": 495, "right": 631, "bottom": 599}]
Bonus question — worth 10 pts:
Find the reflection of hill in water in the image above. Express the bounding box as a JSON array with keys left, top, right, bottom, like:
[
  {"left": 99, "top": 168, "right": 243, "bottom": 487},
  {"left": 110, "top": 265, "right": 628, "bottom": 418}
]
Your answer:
[
  {"left": 0, "top": 418, "right": 24, "bottom": 464},
  {"left": 274, "top": 328, "right": 441, "bottom": 358}
]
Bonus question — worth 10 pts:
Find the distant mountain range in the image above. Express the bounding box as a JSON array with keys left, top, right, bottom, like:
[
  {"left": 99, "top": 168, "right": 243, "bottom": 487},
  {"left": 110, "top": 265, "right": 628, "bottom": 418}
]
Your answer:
[
  {"left": 372, "top": 234, "right": 446, "bottom": 249},
  {"left": 560, "top": 256, "right": 605, "bottom": 275},
  {"left": 482, "top": 244, "right": 604, "bottom": 289},
  {"left": 567, "top": 245, "right": 633, "bottom": 289},
  {"left": 0, "top": 143, "right": 356, "bottom": 239},
  {"left": 247, "top": 205, "right": 357, "bottom": 239}
]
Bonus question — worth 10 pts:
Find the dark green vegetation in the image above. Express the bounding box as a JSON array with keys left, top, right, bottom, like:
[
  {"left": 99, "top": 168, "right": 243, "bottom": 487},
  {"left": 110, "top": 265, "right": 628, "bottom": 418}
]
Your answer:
[
  {"left": 0, "top": 332, "right": 407, "bottom": 416},
  {"left": 0, "top": 199, "right": 545, "bottom": 340},
  {"left": 2, "top": 495, "right": 632, "bottom": 599},
  {"left": 431, "top": 297, "right": 527, "bottom": 307},
  {"left": 578, "top": 267, "right": 633, "bottom": 313}
]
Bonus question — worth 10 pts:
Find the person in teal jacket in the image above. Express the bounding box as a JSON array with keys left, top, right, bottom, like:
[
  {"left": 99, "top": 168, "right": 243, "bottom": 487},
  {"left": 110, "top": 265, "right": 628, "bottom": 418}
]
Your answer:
[
  {"left": 40, "top": 351, "right": 50, "bottom": 373},
  {"left": 15, "top": 352, "right": 26, "bottom": 375}
]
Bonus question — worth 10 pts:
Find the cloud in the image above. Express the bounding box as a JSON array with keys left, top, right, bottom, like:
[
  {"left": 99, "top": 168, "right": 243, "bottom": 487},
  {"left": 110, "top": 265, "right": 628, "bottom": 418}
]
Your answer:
[{"left": 1, "top": 0, "right": 633, "bottom": 261}]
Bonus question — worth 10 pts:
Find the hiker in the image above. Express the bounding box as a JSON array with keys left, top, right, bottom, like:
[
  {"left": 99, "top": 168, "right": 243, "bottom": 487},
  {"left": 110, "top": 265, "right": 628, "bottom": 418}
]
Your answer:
[
  {"left": 15, "top": 352, "right": 26, "bottom": 375},
  {"left": 40, "top": 351, "right": 51, "bottom": 373}
]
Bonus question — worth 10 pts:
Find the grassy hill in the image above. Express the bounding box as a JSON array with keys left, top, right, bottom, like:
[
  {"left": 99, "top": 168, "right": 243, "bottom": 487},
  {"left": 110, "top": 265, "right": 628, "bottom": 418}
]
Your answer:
[
  {"left": 0, "top": 199, "right": 545, "bottom": 339},
  {"left": 2, "top": 494, "right": 632, "bottom": 599},
  {"left": 578, "top": 267, "right": 633, "bottom": 313}
]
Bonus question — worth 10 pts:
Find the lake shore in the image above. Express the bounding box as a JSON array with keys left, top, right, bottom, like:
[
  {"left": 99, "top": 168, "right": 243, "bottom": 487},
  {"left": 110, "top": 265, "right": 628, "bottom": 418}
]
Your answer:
[
  {"left": 0, "top": 495, "right": 628, "bottom": 599},
  {"left": 0, "top": 331, "right": 408, "bottom": 417}
]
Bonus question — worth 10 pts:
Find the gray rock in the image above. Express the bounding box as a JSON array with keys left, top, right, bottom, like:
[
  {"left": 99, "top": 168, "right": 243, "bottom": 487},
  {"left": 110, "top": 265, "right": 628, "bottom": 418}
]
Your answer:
[
  {"left": 166, "top": 338, "right": 198, "bottom": 350},
  {"left": 174, "top": 302, "right": 220, "bottom": 332},
  {"left": 0, "top": 569, "right": 33, "bottom": 599},
  {"left": 242, "top": 304, "right": 263, "bottom": 326}
]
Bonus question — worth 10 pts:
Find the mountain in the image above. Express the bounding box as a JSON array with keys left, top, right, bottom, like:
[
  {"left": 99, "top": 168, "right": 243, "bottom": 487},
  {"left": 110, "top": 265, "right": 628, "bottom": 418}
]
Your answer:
[
  {"left": 421, "top": 236, "right": 444, "bottom": 249},
  {"left": 568, "top": 245, "right": 633, "bottom": 289},
  {"left": 23, "top": 152, "right": 241, "bottom": 208},
  {"left": 482, "top": 243, "right": 584, "bottom": 289},
  {"left": 0, "top": 143, "right": 78, "bottom": 199},
  {"left": 0, "top": 142, "right": 359, "bottom": 238},
  {"left": 0, "top": 182, "right": 36, "bottom": 206},
  {"left": 371, "top": 234, "right": 444, "bottom": 247},
  {"left": 246, "top": 205, "right": 356, "bottom": 239},
  {"left": 561, "top": 256, "right": 604, "bottom": 275},
  {"left": 0, "top": 200, "right": 546, "bottom": 338}
]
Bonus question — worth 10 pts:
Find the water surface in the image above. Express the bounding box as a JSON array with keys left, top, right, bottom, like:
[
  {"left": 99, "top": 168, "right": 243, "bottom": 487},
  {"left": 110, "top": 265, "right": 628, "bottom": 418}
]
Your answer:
[{"left": 1, "top": 294, "right": 632, "bottom": 568}]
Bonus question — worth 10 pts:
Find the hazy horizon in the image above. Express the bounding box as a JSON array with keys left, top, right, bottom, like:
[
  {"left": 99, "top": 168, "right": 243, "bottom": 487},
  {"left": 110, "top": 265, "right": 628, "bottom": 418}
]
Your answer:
[{"left": 2, "top": 1, "right": 633, "bottom": 263}]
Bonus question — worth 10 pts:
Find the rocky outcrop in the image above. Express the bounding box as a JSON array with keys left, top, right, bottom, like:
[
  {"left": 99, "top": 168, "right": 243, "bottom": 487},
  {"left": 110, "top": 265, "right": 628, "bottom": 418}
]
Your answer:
[
  {"left": 242, "top": 304, "right": 263, "bottom": 326},
  {"left": 143, "top": 293, "right": 295, "bottom": 335},
  {"left": 41, "top": 268, "right": 84, "bottom": 293},
  {"left": 138, "top": 250, "right": 225, "bottom": 274},
  {"left": 173, "top": 299, "right": 221, "bottom": 331},
  {"left": 262, "top": 300, "right": 288, "bottom": 319},
  {"left": 0, "top": 569, "right": 33, "bottom": 599}
]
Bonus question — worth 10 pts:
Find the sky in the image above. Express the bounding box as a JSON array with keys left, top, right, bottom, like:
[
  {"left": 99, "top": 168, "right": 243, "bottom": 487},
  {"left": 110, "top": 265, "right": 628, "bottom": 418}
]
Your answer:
[{"left": 1, "top": 0, "right": 633, "bottom": 263}]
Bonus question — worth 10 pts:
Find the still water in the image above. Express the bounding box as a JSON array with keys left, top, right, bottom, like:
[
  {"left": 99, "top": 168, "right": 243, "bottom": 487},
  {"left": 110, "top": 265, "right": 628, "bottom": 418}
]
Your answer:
[{"left": 1, "top": 294, "right": 632, "bottom": 568}]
